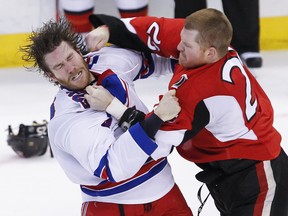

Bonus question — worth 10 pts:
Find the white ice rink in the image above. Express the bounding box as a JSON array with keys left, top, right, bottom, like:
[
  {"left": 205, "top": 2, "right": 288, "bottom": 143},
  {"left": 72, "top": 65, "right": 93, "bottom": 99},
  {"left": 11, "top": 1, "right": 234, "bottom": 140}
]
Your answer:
[{"left": 0, "top": 50, "right": 288, "bottom": 216}]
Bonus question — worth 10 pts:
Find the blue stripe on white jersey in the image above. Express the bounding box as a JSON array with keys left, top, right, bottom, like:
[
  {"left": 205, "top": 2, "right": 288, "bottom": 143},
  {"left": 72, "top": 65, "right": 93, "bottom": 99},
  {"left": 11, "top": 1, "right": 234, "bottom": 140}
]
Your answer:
[
  {"left": 81, "top": 158, "right": 167, "bottom": 197},
  {"left": 100, "top": 73, "right": 126, "bottom": 104},
  {"left": 94, "top": 151, "right": 116, "bottom": 182},
  {"left": 129, "top": 123, "right": 158, "bottom": 155},
  {"left": 93, "top": 123, "right": 157, "bottom": 182}
]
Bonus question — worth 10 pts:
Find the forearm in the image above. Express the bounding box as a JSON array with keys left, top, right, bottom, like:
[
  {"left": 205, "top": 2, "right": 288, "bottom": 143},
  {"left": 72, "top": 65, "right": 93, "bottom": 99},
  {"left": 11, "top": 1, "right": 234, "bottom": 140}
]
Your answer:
[
  {"left": 89, "top": 14, "right": 151, "bottom": 55},
  {"left": 107, "top": 97, "right": 164, "bottom": 138}
]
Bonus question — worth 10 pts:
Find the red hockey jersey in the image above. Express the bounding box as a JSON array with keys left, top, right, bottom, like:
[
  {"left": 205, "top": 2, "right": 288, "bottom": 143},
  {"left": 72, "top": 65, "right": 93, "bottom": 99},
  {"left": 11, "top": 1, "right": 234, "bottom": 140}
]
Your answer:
[{"left": 92, "top": 15, "right": 282, "bottom": 163}]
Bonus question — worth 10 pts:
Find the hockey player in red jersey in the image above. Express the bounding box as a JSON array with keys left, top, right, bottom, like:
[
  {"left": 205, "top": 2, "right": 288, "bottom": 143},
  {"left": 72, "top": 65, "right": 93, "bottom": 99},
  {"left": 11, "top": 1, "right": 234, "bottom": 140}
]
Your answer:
[
  {"left": 60, "top": 0, "right": 148, "bottom": 33},
  {"left": 86, "top": 8, "right": 288, "bottom": 216}
]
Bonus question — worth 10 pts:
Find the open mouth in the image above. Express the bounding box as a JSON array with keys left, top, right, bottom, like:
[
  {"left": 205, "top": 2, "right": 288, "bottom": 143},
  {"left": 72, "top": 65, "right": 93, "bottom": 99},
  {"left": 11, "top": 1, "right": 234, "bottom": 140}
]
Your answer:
[{"left": 72, "top": 71, "right": 82, "bottom": 81}]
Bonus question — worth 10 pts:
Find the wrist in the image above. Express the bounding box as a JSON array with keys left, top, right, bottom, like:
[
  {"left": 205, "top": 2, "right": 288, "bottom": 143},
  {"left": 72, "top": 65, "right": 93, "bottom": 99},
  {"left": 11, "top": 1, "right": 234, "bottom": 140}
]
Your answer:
[
  {"left": 106, "top": 97, "right": 127, "bottom": 120},
  {"left": 154, "top": 108, "right": 166, "bottom": 122}
]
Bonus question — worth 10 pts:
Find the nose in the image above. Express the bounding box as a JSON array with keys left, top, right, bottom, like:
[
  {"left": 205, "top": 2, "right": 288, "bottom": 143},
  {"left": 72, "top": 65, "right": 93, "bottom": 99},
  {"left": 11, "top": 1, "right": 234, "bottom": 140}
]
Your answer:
[
  {"left": 177, "top": 42, "right": 183, "bottom": 52},
  {"left": 64, "top": 62, "right": 75, "bottom": 74}
]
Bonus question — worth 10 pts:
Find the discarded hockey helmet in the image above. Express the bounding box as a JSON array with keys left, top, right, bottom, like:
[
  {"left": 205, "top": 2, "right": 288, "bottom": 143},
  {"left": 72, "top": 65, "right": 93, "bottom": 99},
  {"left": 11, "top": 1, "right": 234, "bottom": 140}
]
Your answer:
[{"left": 7, "top": 121, "right": 51, "bottom": 158}]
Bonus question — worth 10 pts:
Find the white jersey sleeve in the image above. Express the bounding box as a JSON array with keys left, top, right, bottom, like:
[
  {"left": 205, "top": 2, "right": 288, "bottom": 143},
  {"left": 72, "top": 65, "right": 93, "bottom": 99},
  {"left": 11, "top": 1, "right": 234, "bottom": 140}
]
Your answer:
[{"left": 49, "top": 105, "right": 157, "bottom": 183}]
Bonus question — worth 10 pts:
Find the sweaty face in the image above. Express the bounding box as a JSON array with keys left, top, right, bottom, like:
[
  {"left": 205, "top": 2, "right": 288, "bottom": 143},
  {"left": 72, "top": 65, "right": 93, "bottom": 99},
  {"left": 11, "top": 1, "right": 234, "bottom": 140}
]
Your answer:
[
  {"left": 44, "top": 41, "right": 94, "bottom": 90},
  {"left": 177, "top": 28, "right": 208, "bottom": 69}
]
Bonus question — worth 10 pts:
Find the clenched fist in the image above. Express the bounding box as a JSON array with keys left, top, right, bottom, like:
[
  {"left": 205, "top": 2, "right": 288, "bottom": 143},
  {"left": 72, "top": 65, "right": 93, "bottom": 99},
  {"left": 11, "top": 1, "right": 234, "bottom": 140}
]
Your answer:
[
  {"left": 154, "top": 90, "right": 181, "bottom": 122},
  {"left": 85, "top": 26, "right": 110, "bottom": 52},
  {"left": 84, "top": 85, "right": 114, "bottom": 111}
]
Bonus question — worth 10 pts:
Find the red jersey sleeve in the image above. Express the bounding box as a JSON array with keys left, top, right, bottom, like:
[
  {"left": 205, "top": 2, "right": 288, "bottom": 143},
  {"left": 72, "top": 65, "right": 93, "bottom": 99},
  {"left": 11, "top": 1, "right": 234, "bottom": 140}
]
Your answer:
[{"left": 128, "top": 17, "right": 184, "bottom": 58}]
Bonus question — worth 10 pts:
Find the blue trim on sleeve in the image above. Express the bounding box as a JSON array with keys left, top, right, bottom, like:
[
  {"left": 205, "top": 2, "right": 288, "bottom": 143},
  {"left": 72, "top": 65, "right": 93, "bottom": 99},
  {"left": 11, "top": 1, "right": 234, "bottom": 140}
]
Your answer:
[
  {"left": 129, "top": 123, "right": 157, "bottom": 155},
  {"left": 102, "top": 74, "right": 126, "bottom": 104}
]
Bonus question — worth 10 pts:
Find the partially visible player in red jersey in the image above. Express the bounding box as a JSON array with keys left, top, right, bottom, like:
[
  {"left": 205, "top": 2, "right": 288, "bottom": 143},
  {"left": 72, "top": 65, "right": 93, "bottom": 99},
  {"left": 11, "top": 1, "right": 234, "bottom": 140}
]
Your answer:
[
  {"left": 60, "top": 0, "right": 148, "bottom": 33},
  {"left": 85, "top": 8, "right": 288, "bottom": 216}
]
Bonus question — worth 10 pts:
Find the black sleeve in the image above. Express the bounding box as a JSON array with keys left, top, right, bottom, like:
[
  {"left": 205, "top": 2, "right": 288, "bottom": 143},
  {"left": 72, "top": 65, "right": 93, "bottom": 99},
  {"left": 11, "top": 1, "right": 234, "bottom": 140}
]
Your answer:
[
  {"left": 139, "top": 113, "right": 164, "bottom": 139},
  {"left": 118, "top": 107, "right": 163, "bottom": 139},
  {"left": 181, "top": 100, "right": 210, "bottom": 143},
  {"left": 89, "top": 14, "right": 151, "bottom": 56}
]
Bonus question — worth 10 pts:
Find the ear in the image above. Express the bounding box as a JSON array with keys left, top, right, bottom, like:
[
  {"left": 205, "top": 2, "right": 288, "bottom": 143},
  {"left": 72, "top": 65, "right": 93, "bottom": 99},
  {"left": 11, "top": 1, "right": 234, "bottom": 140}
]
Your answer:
[
  {"left": 207, "top": 46, "right": 216, "bottom": 57},
  {"left": 205, "top": 46, "right": 218, "bottom": 63},
  {"left": 46, "top": 71, "right": 57, "bottom": 82}
]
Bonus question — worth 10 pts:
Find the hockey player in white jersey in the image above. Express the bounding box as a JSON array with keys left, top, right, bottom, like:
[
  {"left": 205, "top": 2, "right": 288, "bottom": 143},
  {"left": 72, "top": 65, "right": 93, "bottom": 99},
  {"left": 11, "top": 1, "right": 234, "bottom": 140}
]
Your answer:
[{"left": 21, "top": 18, "right": 193, "bottom": 215}]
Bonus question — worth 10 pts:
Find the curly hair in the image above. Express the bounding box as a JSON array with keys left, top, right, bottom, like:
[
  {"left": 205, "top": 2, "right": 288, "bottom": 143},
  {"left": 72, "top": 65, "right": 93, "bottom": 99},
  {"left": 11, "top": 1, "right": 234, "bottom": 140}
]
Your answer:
[{"left": 20, "top": 17, "right": 86, "bottom": 83}]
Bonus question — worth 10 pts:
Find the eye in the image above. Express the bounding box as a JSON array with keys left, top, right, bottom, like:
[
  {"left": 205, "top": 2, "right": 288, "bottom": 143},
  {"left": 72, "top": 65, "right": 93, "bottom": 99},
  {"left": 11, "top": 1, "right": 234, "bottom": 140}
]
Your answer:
[
  {"left": 54, "top": 64, "right": 63, "bottom": 70},
  {"left": 67, "top": 54, "right": 73, "bottom": 61}
]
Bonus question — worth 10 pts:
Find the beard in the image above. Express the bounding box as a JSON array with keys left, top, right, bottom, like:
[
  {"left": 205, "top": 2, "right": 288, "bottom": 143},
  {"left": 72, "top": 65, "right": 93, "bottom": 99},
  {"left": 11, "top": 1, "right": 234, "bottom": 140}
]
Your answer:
[{"left": 58, "top": 64, "right": 93, "bottom": 90}]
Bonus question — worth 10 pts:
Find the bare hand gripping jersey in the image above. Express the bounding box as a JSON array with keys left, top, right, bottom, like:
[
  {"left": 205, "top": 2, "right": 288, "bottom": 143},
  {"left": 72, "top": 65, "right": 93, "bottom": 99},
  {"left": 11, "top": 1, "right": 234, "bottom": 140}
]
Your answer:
[{"left": 48, "top": 46, "right": 176, "bottom": 204}]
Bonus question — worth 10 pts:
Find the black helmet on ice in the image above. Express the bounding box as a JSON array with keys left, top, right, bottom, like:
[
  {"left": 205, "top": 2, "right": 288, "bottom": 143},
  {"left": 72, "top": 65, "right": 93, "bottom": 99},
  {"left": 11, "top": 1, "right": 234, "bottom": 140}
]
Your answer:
[{"left": 7, "top": 121, "right": 50, "bottom": 158}]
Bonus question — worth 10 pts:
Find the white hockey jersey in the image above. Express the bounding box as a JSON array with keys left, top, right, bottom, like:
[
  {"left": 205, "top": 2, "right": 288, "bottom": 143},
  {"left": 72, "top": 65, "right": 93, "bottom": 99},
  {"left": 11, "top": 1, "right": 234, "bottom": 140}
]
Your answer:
[{"left": 48, "top": 46, "right": 176, "bottom": 204}]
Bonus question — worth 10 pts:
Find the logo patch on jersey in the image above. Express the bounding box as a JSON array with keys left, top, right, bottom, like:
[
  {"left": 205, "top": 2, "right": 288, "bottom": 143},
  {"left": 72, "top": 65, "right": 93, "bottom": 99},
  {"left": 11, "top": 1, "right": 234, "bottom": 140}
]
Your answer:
[
  {"left": 66, "top": 91, "right": 90, "bottom": 109},
  {"left": 147, "top": 22, "right": 161, "bottom": 51},
  {"left": 171, "top": 74, "right": 188, "bottom": 89}
]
